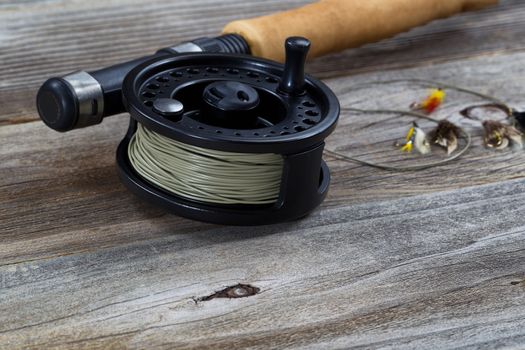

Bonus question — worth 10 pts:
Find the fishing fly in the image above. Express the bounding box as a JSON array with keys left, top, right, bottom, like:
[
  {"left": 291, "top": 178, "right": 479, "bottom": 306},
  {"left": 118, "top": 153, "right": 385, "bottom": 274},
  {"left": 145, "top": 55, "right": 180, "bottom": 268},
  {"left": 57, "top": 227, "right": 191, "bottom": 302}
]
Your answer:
[
  {"left": 400, "top": 123, "right": 431, "bottom": 154},
  {"left": 327, "top": 79, "right": 525, "bottom": 171}
]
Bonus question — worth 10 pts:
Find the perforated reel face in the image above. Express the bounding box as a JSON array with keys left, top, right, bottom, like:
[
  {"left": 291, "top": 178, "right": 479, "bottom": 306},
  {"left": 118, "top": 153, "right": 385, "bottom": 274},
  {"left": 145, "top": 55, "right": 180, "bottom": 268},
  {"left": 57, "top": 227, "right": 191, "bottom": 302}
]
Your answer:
[{"left": 122, "top": 53, "right": 339, "bottom": 154}]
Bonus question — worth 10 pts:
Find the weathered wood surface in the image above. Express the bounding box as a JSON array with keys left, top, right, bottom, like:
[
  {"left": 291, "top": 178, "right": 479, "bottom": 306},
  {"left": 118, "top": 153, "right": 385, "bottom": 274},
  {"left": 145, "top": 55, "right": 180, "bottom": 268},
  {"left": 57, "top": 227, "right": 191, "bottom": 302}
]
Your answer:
[
  {"left": 1, "top": 0, "right": 525, "bottom": 349},
  {"left": 2, "top": 179, "right": 525, "bottom": 349}
]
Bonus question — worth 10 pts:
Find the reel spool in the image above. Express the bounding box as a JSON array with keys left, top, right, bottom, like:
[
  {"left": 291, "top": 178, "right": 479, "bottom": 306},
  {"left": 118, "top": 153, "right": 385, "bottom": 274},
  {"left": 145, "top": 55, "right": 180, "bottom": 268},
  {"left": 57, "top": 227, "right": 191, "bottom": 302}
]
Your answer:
[{"left": 117, "top": 37, "right": 339, "bottom": 225}]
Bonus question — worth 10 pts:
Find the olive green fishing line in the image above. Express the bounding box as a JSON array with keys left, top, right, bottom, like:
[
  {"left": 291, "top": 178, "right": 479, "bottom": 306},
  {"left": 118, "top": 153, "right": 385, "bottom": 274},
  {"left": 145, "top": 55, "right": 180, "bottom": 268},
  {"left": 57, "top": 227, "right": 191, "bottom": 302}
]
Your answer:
[
  {"left": 323, "top": 79, "right": 515, "bottom": 171},
  {"left": 325, "top": 108, "right": 471, "bottom": 171},
  {"left": 128, "top": 123, "right": 283, "bottom": 205}
]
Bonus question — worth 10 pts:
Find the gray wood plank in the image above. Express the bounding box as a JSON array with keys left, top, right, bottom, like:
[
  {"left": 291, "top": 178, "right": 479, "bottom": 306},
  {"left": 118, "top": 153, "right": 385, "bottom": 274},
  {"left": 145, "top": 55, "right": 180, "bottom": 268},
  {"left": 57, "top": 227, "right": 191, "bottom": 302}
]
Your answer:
[
  {"left": 2, "top": 1, "right": 525, "bottom": 348},
  {"left": 1, "top": 177, "right": 524, "bottom": 349},
  {"left": 1, "top": 50, "right": 525, "bottom": 348}
]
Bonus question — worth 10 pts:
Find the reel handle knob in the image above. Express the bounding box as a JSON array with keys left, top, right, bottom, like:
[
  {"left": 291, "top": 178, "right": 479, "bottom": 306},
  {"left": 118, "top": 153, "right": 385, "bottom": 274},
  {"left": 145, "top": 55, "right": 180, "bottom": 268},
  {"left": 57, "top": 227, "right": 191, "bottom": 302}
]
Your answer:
[{"left": 278, "top": 37, "right": 310, "bottom": 96}]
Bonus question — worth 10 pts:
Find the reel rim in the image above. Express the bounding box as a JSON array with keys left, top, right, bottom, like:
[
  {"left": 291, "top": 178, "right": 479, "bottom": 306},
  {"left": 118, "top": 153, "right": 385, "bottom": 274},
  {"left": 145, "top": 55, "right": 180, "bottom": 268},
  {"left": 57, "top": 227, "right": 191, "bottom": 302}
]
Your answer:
[{"left": 122, "top": 53, "right": 340, "bottom": 154}]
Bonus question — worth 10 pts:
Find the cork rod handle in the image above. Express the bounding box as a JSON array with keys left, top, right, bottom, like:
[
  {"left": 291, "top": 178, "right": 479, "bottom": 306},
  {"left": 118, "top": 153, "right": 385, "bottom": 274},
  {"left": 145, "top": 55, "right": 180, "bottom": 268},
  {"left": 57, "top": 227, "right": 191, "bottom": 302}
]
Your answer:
[{"left": 222, "top": 0, "right": 498, "bottom": 62}]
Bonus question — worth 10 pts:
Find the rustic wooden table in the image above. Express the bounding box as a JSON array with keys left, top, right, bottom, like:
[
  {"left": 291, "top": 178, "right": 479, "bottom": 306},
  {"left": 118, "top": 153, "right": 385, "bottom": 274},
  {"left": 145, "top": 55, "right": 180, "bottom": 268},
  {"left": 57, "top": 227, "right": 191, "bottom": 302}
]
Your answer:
[{"left": 2, "top": 0, "right": 525, "bottom": 349}]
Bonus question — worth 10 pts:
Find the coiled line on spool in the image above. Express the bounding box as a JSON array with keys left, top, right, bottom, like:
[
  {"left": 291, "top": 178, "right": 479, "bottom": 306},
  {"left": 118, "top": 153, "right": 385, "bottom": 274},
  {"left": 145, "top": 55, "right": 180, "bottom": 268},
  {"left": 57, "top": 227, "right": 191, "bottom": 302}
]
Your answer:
[{"left": 128, "top": 123, "right": 284, "bottom": 205}]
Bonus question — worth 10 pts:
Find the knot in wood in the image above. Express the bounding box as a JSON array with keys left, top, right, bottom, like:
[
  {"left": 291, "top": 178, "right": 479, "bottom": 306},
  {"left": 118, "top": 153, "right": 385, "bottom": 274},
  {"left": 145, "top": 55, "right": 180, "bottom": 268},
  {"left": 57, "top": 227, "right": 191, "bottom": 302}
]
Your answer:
[{"left": 198, "top": 283, "right": 260, "bottom": 302}]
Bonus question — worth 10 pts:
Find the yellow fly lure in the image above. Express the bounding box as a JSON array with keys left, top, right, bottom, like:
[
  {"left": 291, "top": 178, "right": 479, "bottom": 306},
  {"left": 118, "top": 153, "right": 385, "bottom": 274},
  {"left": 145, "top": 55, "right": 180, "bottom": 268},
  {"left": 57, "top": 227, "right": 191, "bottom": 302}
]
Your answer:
[{"left": 400, "top": 123, "right": 431, "bottom": 154}]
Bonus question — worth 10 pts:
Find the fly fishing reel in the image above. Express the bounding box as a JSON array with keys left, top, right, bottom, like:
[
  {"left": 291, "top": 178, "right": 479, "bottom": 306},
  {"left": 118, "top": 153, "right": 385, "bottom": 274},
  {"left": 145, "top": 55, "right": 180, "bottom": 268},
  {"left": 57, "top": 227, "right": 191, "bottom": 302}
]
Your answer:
[
  {"left": 38, "top": 37, "right": 340, "bottom": 225},
  {"left": 35, "top": 0, "right": 500, "bottom": 225}
]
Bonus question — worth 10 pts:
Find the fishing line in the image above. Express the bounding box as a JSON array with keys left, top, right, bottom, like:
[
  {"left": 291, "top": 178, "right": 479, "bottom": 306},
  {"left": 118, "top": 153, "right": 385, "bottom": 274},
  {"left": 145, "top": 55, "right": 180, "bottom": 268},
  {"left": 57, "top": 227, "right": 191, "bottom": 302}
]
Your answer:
[
  {"left": 325, "top": 108, "right": 471, "bottom": 171},
  {"left": 128, "top": 123, "right": 284, "bottom": 205},
  {"left": 323, "top": 78, "right": 515, "bottom": 171}
]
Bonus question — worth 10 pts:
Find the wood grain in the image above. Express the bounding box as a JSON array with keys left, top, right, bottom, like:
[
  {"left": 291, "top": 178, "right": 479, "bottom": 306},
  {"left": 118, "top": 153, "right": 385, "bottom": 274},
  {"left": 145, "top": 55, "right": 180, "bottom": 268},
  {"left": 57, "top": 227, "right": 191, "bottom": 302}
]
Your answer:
[
  {"left": 2, "top": 0, "right": 525, "bottom": 349},
  {"left": 1, "top": 178, "right": 525, "bottom": 349},
  {"left": 1, "top": 49, "right": 525, "bottom": 349}
]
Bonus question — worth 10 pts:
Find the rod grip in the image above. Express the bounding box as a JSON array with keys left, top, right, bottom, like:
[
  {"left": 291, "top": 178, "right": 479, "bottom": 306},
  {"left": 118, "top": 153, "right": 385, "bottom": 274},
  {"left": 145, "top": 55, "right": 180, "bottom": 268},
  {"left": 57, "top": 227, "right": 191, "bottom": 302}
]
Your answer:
[{"left": 222, "top": 0, "right": 498, "bottom": 62}]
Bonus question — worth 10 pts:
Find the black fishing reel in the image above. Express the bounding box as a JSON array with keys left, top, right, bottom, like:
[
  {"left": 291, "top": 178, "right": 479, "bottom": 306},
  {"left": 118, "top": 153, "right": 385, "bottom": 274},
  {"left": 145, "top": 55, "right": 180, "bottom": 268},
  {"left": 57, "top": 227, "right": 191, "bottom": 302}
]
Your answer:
[{"left": 37, "top": 37, "right": 339, "bottom": 225}]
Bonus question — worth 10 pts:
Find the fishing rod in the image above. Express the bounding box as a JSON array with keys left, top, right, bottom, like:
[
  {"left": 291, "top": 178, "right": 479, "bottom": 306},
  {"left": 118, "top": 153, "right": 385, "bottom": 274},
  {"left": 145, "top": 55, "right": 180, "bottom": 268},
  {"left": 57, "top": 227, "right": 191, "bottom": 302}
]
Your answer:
[{"left": 36, "top": 0, "right": 498, "bottom": 225}]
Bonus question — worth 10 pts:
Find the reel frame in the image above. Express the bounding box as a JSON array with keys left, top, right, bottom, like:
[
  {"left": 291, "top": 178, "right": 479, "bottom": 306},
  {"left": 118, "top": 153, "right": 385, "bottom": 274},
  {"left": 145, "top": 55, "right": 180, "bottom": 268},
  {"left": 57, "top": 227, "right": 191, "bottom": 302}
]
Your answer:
[{"left": 118, "top": 51, "right": 339, "bottom": 225}]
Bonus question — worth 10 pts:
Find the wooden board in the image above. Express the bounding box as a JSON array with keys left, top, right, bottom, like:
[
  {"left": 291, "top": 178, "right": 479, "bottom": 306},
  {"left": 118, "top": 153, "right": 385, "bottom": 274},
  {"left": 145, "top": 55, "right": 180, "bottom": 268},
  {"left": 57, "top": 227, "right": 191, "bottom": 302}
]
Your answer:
[
  {"left": 2, "top": 178, "right": 525, "bottom": 349},
  {"left": 1, "top": 0, "right": 525, "bottom": 349}
]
